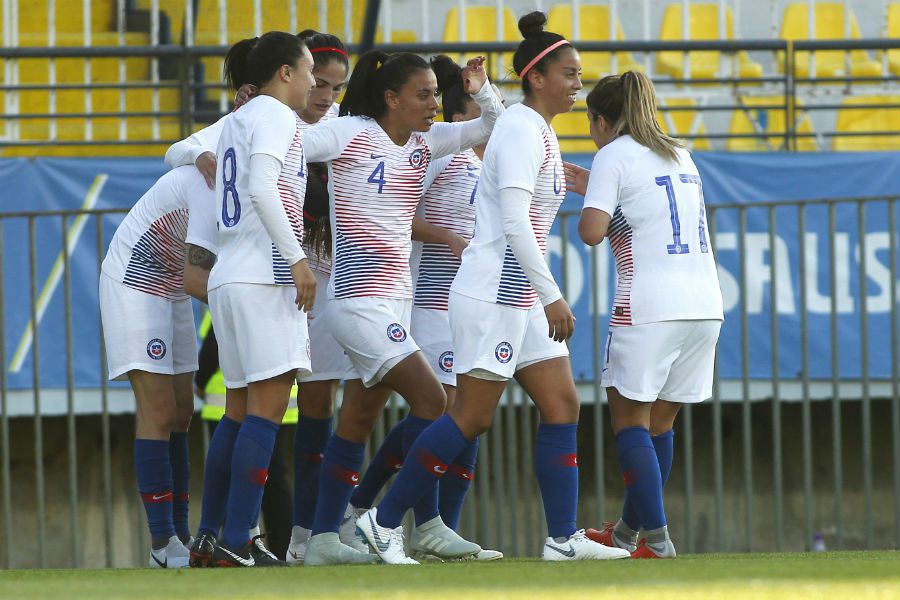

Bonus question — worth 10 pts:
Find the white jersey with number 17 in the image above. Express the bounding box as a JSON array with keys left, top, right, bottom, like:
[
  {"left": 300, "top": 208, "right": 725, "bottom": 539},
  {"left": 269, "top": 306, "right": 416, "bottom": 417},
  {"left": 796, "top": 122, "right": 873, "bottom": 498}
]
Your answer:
[
  {"left": 583, "top": 134, "right": 723, "bottom": 326},
  {"left": 207, "top": 94, "right": 307, "bottom": 291}
]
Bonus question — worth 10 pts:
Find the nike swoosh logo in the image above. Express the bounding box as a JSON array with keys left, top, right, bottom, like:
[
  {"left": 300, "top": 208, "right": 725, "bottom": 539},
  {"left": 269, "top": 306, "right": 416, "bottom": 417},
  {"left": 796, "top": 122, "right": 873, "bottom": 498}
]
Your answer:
[
  {"left": 152, "top": 493, "right": 172, "bottom": 501},
  {"left": 368, "top": 513, "right": 390, "bottom": 552},
  {"left": 221, "top": 547, "right": 255, "bottom": 567},
  {"left": 351, "top": 474, "right": 360, "bottom": 483},
  {"left": 601, "top": 368, "right": 609, "bottom": 373},
  {"left": 371, "top": 153, "right": 385, "bottom": 159},
  {"left": 151, "top": 554, "right": 167, "bottom": 568},
  {"left": 433, "top": 465, "right": 447, "bottom": 475},
  {"left": 461, "top": 473, "right": 473, "bottom": 480},
  {"left": 288, "top": 550, "right": 302, "bottom": 561},
  {"left": 545, "top": 543, "right": 576, "bottom": 558}
]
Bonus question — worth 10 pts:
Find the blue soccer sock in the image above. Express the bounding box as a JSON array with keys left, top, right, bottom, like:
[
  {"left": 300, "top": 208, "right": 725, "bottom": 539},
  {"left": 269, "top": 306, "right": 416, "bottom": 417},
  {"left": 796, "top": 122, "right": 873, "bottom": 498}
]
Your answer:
[
  {"left": 621, "top": 429, "right": 674, "bottom": 531},
  {"left": 134, "top": 438, "right": 176, "bottom": 543},
  {"left": 221, "top": 415, "right": 279, "bottom": 549},
  {"left": 292, "top": 416, "right": 332, "bottom": 529},
  {"left": 616, "top": 426, "right": 666, "bottom": 532},
  {"left": 535, "top": 423, "right": 579, "bottom": 540},
  {"left": 439, "top": 437, "right": 478, "bottom": 531},
  {"left": 377, "top": 414, "right": 468, "bottom": 529},
  {"left": 168, "top": 431, "right": 191, "bottom": 543},
  {"left": 349, "top": 419, "right": 405, "bottom": 510},
  {"left": 404, "top": 416, "right": 440, "bottom": 526},
  {"left": 197, "top": 416, "right": 241, "bottom": 538},
  {"left": 311, "top": 434, "right": 366, "bottom": 535}
]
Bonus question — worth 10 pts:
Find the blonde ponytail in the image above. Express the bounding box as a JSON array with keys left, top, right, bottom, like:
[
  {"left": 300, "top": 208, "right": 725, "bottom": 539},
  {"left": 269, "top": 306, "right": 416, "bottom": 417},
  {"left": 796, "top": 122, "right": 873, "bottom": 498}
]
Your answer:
[{"left": 586, "top": 71, "right": 684, "bottom": 162}]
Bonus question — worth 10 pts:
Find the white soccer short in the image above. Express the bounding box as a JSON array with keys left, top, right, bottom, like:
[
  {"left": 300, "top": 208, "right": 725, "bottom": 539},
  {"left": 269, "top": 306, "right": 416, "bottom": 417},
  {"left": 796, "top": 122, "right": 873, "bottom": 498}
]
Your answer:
[
  {"left": 601, "top": 319, "right": 722, "bottom": 403},
  {"left": 208, "top": 283, "right": 311, "bottom": 389},
  {"left": 298, "top": 269, "right": 353, "bottom": 383},
  {"left": 449, "top": 292, "right": 569, "bottom": 381},
  {"left": 411, "top": 306, "right": 455, "bottom": 387},
  {"left": 99, "top": 273, "right": 198, "bottom": 381},
  {"left": 329, "top": 297, "right": 419, "bottom": 388}
]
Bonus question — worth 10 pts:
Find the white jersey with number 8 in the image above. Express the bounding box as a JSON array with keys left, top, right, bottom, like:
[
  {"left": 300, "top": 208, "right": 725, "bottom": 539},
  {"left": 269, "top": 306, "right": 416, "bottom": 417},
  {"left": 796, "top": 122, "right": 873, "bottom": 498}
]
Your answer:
[
  {"left": 207, "top": 95, "right": 306, "bottom": 291},
  {"left": 583, "top": 134, "right": 723, "bottom": 326}
]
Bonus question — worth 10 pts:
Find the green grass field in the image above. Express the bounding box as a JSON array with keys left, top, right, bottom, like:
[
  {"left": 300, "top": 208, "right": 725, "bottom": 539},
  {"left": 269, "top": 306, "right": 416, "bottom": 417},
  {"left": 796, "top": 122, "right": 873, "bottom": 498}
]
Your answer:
[{"left": 2, "top": 552, "right": 899, "bottom": 599}]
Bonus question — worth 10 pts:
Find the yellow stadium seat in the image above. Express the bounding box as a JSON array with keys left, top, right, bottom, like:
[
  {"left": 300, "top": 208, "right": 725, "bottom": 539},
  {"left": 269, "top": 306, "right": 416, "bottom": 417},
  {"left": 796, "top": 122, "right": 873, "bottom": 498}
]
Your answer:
[
  {"left": 886, "top": 4, "right": 900, "bottom": 75},
  {"left": 553, "top": 102, "right": 597, "bottom": 153},
  {"left": 656, "top": 3, "right": 763, "bottom": 81},
  {"left": 778, "top": 3, "right": 881, "bottom": 78},
  {"left": 546, "top": 4, "right": 642, "bottom": 81},
  {"left": 727, "top": 96, "right": 817, "bottom": 151},
  {"left": 442, "top": 6, "right": 518, "bottom": 77},
  {"left": 657, "top": 97, "right": 711, "bottom": 151},
  {"left": 833, "top": 96, "right": 900, "bottom": 151}
]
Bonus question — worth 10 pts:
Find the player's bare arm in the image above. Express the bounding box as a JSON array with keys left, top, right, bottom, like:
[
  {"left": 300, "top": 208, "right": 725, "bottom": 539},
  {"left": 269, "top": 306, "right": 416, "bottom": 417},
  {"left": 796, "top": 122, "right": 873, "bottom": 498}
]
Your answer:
[{"left": 183, "top": 244, "right": 216, "bottom": 303}]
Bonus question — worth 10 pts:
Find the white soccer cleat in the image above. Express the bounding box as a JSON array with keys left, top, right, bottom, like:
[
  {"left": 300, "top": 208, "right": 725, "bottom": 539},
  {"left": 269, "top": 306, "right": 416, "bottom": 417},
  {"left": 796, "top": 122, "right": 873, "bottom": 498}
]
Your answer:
[
  {"left": 339, "top": 504, "right": 370, "bottom": 552},
  {"left": 542, "top": 529, "right": 631, "bottom": 561},
  {"left": 286, "top": 526, "right": 311, "bottom": 565},
  {"left": 149, "top": 535, "right": 191, "bottom": 568},
  {"left": 356, "top": 507, "right": 419, "bottom": 565},
  {"left": 304, "top": 532, "right": 379, "bottom": 566},
  {"left": 473, "top": 549, "right": 503, "bottom": 561},
  {"left": 409, "top": 516, "right": 481, "bottom": 560}
]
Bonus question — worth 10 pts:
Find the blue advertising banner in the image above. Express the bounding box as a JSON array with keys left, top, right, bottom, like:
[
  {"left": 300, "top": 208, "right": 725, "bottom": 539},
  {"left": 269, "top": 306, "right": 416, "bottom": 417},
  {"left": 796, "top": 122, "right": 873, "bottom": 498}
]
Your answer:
[{"left": 0, "top": 153, "right": 898, "bottom": 390}]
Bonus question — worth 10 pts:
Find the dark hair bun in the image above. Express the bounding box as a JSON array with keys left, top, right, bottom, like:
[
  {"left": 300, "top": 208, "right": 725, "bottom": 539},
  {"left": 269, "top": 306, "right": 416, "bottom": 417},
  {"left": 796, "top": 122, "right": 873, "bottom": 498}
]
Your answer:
[
  {"left": 297, "top": 29, "right": 320, "bottom": 40},
  {"left": 430, "top": 54, "right": 462, "bottom": 94},
  {"left": 518, "top": 11, "right": 548, "bottom": 39}
]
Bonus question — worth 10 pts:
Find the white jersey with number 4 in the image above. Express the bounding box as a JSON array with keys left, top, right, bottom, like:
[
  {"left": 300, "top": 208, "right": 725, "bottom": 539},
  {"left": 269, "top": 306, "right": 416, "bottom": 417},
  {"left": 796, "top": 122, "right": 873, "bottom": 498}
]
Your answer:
[
  {"left": 207, "top": 95, "right": 306, "bottom": 291},
  {"left": 451, "top": 103, "right": 566, "bottom": 310},
  {"left": 583, "top": 134, "right": 723, "bottom": 326}
]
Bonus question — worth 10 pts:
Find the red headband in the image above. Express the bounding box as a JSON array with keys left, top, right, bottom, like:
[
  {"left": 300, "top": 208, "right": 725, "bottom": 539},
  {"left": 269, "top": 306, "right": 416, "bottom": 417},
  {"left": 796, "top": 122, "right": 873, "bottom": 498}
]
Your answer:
[
  {"left": 310, "top": 46, "right": 348, "bottom": 58},
  {"left": 518, "top": 39, "right": 571, "bottom": 78}
]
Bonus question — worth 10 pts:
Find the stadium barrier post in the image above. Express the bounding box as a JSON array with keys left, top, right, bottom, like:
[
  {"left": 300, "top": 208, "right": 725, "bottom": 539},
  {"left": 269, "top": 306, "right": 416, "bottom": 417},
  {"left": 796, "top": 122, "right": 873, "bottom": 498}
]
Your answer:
[
  {"left": 95, "top": 217, "right": 114, "bottom": 568},
  {"left": 769, "top": 205, "right": 785, "bottom": 552},
  {"left": 799, "top": 203, "right": 814, "bottom": 551},
  {"left": 858, "top": 201, "right": 873, "bottom": 549},
  {"left": 738, "top": 208, "right": 754, "bottom": 552},
  {"left": 828, "top": 201, "right": 844, "bottom": 550},
  {"left": 0, "top": 220, "right": 11, "bottom": 569},
  {"left": 62, "top": 215, "right": 81, "bottom": 568},
  {"left": 28, "top": 217, "right": 47, "bottom": 568}
]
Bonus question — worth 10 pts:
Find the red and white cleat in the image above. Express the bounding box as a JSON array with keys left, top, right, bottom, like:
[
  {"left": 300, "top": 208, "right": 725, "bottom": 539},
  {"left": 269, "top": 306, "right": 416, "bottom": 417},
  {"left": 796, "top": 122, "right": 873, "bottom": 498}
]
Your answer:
[
  {"left": 586, "top": 522, "right": 637, "bottom": 553},
  {"left": 630, "top": 538, "right": 677, "bottom": 559}
]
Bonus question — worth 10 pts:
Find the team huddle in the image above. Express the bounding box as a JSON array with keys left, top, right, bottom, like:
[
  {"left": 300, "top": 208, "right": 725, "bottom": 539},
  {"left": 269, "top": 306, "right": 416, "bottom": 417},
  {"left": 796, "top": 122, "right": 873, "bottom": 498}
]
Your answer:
[{"left": 99, "top": 10, "right": 723, "bottom": 568}]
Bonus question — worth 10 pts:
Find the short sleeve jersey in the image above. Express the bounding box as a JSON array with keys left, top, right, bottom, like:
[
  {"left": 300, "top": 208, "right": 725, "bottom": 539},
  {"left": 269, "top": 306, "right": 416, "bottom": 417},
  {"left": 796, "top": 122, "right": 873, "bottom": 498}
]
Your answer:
[
  {"left": 303, "top": 116, "right": 481, "bottom": 300},
  {"left": 207, "top": 94, "right": 306, "bottom": 290},
  {"left": 102, "top": 166, "right": 212, "bottom": 300},
  {"left": 451, "top": 103, "right": 566, "bottom": 310},
  {"left": 412, "top": 150, "right": 481, "bottom": 311},
  {"left": 583, "top": 135, "right": 723, "bottom": 325}
]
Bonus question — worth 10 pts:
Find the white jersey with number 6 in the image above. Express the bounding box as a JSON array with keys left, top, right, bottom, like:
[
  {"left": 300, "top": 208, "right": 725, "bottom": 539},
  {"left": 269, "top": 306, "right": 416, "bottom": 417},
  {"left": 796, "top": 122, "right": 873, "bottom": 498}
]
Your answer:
[
  {"left": 207, "top": 95, "right": 306, "bottom": 291},
  {"left": 583, "top": 134, "right": 723, "bottom": 326}
]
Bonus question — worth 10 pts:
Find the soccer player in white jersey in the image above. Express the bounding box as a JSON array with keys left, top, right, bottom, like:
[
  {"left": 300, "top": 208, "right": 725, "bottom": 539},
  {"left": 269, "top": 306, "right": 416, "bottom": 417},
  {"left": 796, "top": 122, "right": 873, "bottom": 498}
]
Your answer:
[
  {"left": 565, "top": 71, "right": 724, "bottom": 559},
  {"left": 99, "top": 164, "right": 215, "bottom": 568},
  {"left": 198, "top": 31, "right": 317, "bottom": 568},
  {"left": 356, "top": 12, "right": 630, "bottom": 564},
  {"left": 346, "top": 55, "right": 502, "bottom": 562},
  {"left": 298, "top": 50, "right": 504, "bottom": 565},
  {"left": 164, "top": 31, "right": 358, "bottom": 566}
]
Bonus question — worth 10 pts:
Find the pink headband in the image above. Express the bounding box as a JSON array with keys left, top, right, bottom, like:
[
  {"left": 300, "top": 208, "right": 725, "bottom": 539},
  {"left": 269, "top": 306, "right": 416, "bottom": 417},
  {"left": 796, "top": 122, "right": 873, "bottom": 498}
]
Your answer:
[{"left": 518, "top": 39, "right": 571, "bottom": 78}]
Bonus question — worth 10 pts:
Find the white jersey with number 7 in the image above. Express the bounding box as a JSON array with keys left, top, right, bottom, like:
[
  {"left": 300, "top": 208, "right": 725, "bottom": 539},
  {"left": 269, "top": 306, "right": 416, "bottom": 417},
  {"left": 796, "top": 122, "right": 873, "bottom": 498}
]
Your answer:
[{"left": 583, "top": 134, "right": 723, "bottom": 326}]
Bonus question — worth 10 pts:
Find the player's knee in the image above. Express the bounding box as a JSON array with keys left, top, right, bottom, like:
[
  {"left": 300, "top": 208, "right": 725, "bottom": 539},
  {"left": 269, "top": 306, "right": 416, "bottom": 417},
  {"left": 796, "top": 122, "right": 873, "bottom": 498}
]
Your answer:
[
  {"left": 299, "top": 395, "right": 334, "bottom": 420},
  {"left": 537, "top": 392, "right": 580, "bottom": 424}
]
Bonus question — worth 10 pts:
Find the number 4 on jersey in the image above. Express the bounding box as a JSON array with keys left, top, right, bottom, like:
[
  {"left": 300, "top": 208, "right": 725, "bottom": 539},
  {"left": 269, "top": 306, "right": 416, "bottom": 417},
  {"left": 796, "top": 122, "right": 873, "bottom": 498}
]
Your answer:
[
  {"left": 368, "top": 161, "right": 386, "bottom": 194},
  {"left": 655, "top": 174, "right": 709, "bottom": 255}
]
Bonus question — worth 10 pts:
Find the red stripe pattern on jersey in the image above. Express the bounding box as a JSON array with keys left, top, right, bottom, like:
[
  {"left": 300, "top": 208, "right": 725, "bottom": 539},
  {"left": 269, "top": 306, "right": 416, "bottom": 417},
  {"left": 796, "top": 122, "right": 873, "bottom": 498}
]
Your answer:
[
  {"left": 122, "top": 208, "right": 189, "bottom": 300},
  {"left": 496, "top": 126, "right": 565, "bottom": 308},
  {"left": 414, "top": 151, "right": 480, "bottom": 310},
  {"left": 607, "top": 205, "right": 634, "bottom": 326},
  {"left": 272, "top": 114, "right": 307, "bottom": 285},
  {"left": 331, "top": 126, "right": 430, "bottom": 299}
]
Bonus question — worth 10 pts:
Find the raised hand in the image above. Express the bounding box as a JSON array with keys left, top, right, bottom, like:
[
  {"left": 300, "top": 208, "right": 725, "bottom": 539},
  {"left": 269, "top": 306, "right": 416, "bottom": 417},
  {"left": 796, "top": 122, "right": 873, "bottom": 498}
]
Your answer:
[
  {"left": 563, "top": 161, "right": 590, "bottom": 196},
  {"left": 462, "top": 56, "right": 488, "bottom": 95}
]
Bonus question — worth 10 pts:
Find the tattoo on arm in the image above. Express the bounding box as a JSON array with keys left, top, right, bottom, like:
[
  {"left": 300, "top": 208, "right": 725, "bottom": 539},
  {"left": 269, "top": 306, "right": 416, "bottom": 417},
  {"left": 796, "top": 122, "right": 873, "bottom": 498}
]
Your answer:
[{"left": 188, "top": 244, "right": 216, "bottom": 270}]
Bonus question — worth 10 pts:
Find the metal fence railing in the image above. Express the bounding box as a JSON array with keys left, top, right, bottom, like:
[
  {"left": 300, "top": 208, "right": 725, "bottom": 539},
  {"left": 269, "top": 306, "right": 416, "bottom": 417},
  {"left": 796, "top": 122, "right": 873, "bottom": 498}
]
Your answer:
[{"left": 1, "top": 195, "right": 898, "bottom": 567}]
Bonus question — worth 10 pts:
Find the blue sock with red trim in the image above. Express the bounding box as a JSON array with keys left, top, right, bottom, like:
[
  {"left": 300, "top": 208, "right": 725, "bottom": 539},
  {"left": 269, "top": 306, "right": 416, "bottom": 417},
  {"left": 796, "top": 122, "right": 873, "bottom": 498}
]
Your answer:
[
  {"left": 376, "top": 414, "right": 468, "bottom": 529},
  {"left": 439, "top": 437, "right": 479, "bottom": 530},
  {"left": 535, "top": 423, "right": 579, "bottom": 540},
  {"left": 404, "top": 416, "right": 440, "bottom": 526},
  {"left": 292, "top": 416, "right": 332, "bottom": 529},
  {"left": 168, "top": 431, "right": 191, "bottom": 543},
  {"left": 349, "top": 419, "right": 405, "bottom": 510},
  {"left": 621, "top": 429, "right": 674, "bottom": 531},
  {"left": 197, "top": 416, "right": 240, "bottom": 538},
  {"left": 221, "top": 415, "right": 279, "bottom": 548},
  {"left": 311, "top": 434, "right": 365, "bottom": 535},
  {"left": 135, "top": 438, "right": 176, "bottom": 543},
  {"left": 616, "top": 426, "right": 666, "bottom": 532}
]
